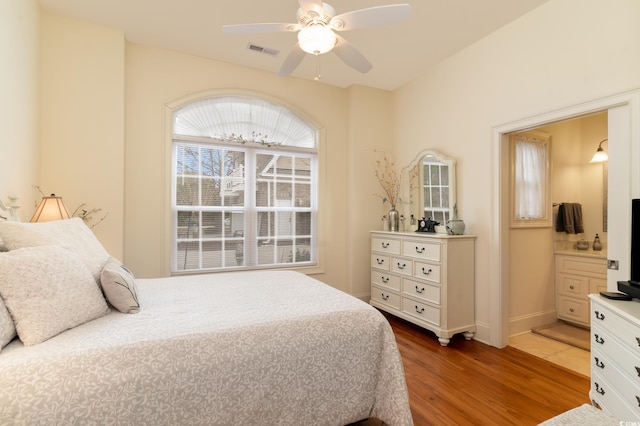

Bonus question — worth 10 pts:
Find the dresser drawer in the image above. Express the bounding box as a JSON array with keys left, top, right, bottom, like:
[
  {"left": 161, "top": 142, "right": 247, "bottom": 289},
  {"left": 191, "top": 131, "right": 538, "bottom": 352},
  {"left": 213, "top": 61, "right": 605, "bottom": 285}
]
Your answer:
[
  {"left": 556, "top": 255, "right": 607, "bottom": 278},
  {"left": 592, "top": 323, "right": 640, "bottom": 389},
  {"left": 591, "top": 369, "right": 640, "bottom": 420},
  {"left": 403, "top": 277, "right": 440, "bottom": 305},
  {"left": 391, "top": 256, "right": 412, "bottom": 276},
  {"left": 414, "top": 261, "right": 441, "bottom": 284},
  {"left": 557, "top": 296, "right": 589, "bottom": 325},
  {"left": 401, "top": 239, "right": 440, "bottom": 262},
  {"left": 557, "top": 273, "right": 589, "bottom": 297},
  {"left": 402, "top": 297, "right": 440, "bottom": 325},
  {"left": 592, "top": 303, "right": 640, "bottom": 357},
  {"left": 371, "top": 236, "right": 401, "bottom": 255},
  {"left": 371, "top": 270, "right": 401, "bottom": 291},
  {"left": 371, "top": 254, "right": 390, "bottom": 271},
  {"left": 371, "top": 285, "right": 401, "bottom": 310}
]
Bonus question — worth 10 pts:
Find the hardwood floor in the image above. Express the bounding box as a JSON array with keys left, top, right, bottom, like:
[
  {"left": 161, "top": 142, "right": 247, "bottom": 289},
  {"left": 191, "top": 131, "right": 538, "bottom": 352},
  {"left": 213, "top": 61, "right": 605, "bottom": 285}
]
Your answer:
[{"left": 384, "top": 312, "right": 591, "bottom": 426}]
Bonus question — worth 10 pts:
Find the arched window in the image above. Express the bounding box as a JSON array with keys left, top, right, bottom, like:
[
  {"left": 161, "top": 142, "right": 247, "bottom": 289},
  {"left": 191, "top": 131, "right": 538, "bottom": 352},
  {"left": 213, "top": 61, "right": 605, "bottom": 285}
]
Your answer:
[{"left": 172, "top": 95, "right": 318, "bottom": 273}]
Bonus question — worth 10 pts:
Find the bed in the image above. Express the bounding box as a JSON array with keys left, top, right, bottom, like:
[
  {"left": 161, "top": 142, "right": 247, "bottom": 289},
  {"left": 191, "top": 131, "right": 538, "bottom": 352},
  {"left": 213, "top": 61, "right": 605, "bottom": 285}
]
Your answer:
[{"left": 0, "top": 200, "right": 413, "bottom": 425}]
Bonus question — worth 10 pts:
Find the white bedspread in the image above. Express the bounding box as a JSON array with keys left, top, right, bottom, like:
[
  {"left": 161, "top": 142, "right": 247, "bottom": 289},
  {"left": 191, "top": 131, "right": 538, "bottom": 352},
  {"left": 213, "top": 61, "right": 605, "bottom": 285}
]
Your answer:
[{"left": 0, "top": 270, "right": 412, "bottom": 425}]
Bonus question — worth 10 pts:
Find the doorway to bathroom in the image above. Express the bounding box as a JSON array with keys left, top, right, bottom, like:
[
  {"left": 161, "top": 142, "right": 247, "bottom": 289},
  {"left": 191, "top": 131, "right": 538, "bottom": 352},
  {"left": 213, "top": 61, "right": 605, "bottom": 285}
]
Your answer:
[
  {"left": 508, "top": 112, "right": 608, "bottom": 338},
  {"left": 489, "top": 89, "right": 640, "bottom": 349}
]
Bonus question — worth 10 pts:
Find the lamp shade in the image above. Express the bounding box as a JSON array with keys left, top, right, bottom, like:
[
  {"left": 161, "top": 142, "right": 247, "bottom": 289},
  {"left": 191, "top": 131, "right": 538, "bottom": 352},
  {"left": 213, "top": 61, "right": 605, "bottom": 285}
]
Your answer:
[
  {"left": 30, "top": 194, "right": 71, "bottom": 222},
  {"left": 298, "top": 25, "right": 337, "bottom": 54},
  {"left": 590, "top": 139, "right": 609, "bottom": 163}
]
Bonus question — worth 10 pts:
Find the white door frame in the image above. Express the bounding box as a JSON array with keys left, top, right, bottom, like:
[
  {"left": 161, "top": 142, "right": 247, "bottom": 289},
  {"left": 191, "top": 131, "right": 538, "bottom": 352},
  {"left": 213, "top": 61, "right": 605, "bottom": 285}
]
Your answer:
[{"left": 490, "top": 89, "right": 640, "bottom": 348}]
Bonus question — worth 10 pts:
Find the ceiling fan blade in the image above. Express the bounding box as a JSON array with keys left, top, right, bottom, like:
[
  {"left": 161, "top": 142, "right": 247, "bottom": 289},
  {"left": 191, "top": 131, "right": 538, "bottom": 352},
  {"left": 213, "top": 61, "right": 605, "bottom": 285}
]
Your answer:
[
  {"left": 222, "top": 23, "right": 299, "bottom": 34},
  {"left": 333, "top": 34, "right": 372, "bottom": 74},
  {"left": 330, "top": 4, "right": 411, "bottom": 31},
  {"left": 278, "top": 44, "right": 306, "bottom": 76},
  {"left": 298, "top": 0, "right": 324, "bottom": 16}
]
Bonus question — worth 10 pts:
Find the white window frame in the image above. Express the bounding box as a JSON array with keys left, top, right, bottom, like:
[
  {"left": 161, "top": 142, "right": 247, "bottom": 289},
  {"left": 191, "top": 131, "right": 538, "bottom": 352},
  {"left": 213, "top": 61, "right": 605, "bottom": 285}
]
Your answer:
[{"left": 167, "top": 94, "right": 321, "bottom": 275}]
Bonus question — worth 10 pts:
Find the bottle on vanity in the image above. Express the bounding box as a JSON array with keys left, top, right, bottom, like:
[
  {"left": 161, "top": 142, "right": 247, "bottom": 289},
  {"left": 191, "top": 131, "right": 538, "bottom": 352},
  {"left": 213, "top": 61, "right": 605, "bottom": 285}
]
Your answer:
[{"left": 593, "top": 234, "right": 602, "bottom": 251}]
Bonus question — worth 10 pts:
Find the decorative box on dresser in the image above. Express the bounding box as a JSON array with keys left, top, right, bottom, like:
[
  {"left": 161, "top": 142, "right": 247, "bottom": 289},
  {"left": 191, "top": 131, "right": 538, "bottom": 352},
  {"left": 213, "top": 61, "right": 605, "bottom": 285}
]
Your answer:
[
  {"left": 589, "top": 294, "right": 640, "bottom": 420},
  {"left": 369, "top": 231, "right": 476, "bottom": 346},
  {"left": 555, "top": 253, "right": 607, "bottom": 327}
]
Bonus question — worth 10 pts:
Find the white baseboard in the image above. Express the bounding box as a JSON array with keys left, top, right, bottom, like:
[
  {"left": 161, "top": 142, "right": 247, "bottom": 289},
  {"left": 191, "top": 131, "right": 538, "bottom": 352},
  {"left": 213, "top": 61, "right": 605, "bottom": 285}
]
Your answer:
[{"left": 509, "top": 310, "right": 558, "bottom": 337}]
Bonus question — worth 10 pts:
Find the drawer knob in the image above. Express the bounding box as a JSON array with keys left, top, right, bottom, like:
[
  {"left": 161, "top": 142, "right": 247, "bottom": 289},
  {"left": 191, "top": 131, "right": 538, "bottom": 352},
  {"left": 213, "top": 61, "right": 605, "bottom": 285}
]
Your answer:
[
  {"left": 397, "top": 262, "right": 406, "bottom": 270},
  {"left": 381, "top": 293, "right": 389, "bottom": 301},
  {"left": 381, "top": 242, "right": 389, "bottom": 249},
  {"left": 594, "top": 357, "right": 605, "bottom": 369},
  {"left": 415, "top": 246, "right": 425, "bottom": 254},
  {"left": 415, "top": 306, "right": 425, "bottom": 314},
  {"left": 376, "top": 258, "right": 385, "bottom": 265},
  {"left": 595, "top": 382, "right": 605, "bottom": 395},
  {"left": 381, "top": 276, "right": 389, "bottom": 283},
  {"left": 594, "top": 310, "right": 605, "bottom": 321},
  {"left": 569, "top": 308, "right": 574, "bottom": 313},
  {"left": 415, "top": 286, "right": 425, "bottom": 294},
  {"left": 569, "top": 285, "right": 575, "bottom": 290},
  {"left": 422, "top": 267, "right": 432, "bottom": 275},
  {"left": 594, "top": 334, "right": 605, "bottom": 345}
]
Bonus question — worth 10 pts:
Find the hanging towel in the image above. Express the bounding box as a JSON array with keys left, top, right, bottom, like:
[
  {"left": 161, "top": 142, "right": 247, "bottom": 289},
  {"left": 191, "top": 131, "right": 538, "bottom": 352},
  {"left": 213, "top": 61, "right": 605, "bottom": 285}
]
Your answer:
[{"left": 555, "top": 203, "right": 584, "bottom": 234}]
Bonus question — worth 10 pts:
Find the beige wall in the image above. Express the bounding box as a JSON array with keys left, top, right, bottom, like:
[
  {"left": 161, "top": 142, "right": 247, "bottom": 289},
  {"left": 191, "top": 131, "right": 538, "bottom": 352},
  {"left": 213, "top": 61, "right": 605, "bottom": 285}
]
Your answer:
[
  {"left": 345, "top": 85, "right": 395, "bottom": 298},
  {"left": 123, "top": 43, "right": 392, "bottom": 294},
  {"left": 39, "top": 14, "right": 125, "bottom": 258},
  {"left": 0, "top": 0, "right": 40, "bottom": 215},
  {"left": 392, "top": 0, "right": 640, "bottom": 344},
  {"left": 35, "top": 11, "right": 392, "bottom": 295}
]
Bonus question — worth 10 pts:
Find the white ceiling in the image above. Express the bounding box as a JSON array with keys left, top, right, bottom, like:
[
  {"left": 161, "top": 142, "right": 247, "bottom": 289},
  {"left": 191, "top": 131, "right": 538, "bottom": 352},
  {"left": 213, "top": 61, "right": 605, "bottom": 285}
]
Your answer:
[{"left": 37, "top": 0, "right": 548, "bottom": 91}]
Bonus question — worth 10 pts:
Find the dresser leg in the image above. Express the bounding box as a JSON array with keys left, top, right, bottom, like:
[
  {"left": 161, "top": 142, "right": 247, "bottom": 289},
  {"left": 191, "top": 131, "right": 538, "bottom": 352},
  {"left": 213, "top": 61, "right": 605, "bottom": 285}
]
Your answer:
[
  {"left": 463, "top": 331, "right": 475, "bottom": 340},
  {"left": 438, "top": 337, "right": 450, "bottom": 346}
]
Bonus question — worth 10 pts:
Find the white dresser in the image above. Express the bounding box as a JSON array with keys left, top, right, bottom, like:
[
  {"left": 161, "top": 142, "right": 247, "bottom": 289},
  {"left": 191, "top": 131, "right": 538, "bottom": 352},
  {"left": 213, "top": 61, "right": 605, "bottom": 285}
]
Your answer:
[
  {"left": 555, "top": 254, "right": 607, "bottom": 326},
  {"left": 369, "top": 231, "right": 476, "bottom": 346},
  {"left": 589, "top": 294, "right": 640, "bottom": 420}
]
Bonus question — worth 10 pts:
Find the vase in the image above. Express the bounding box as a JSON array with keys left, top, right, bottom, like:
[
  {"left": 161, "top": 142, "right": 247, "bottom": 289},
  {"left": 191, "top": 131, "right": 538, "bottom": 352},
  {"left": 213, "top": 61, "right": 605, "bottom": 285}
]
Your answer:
[
  {"left": 388, "top": 208, "right": 399, "bottom": 232},
  {"left": 446, "top": 204, "right": 465, "bottom": 235}
]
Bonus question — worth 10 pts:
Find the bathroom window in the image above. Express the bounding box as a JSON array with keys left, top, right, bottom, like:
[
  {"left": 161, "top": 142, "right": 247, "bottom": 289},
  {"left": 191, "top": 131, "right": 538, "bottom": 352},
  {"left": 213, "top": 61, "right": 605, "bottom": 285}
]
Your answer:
[{"left": 510, "top": 131, "right": 551, "bottom": 228}]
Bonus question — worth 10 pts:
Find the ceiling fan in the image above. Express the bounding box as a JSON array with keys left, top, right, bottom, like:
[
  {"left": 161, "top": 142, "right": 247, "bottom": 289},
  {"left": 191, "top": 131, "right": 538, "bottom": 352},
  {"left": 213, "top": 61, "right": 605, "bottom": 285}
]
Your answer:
[{"left": 222, "top": 0, "right": 412, "bottom": 77}]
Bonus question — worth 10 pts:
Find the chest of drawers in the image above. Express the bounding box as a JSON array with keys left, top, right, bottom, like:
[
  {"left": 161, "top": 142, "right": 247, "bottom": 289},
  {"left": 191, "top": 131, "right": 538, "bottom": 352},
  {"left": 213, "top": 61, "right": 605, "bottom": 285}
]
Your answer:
[
  {"left": 556, "top": 254, "right": 607, "bottom": 326},
  {"left": 589, "top": 294, "right": 640, "bottom": 420},
  {"left": 370, "top": 231, "right": 476, "bottom": 346}
]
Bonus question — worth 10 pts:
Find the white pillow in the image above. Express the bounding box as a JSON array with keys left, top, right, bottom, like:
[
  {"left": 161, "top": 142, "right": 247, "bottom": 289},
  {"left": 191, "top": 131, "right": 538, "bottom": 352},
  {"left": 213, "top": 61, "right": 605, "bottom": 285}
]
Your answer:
[
  {"left": 0, "top": 297, "right": 16, "bottom": 351},
  {"left": 0, "top": 217, "right": 110, "bottom": 283},
  {"left": 100, "top": 257, "right": 140, "bottom": 314},
  {"left": 0, "top": 246, "right": 110, "bottom": 346}
]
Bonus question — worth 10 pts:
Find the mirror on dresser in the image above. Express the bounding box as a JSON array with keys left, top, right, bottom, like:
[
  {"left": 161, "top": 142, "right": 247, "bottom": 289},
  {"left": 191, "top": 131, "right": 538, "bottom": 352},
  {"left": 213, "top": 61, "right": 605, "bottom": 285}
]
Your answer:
[{"left": 408, "top": 150, "right": 457, "bottom": 225}]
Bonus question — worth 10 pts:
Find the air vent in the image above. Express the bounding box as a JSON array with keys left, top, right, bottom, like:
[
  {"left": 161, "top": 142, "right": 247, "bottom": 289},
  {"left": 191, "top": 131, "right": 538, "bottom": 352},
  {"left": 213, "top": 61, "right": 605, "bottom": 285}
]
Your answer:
[{"left": 247, "top": 43, "right": 279, "bottom": 56}]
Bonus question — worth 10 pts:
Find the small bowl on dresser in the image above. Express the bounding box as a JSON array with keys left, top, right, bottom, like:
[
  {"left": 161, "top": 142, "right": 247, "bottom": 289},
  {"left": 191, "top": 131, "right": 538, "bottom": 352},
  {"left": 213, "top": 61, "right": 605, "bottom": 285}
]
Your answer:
[{"left": 434, "top": 225, "right": 447, "bottom": 234}]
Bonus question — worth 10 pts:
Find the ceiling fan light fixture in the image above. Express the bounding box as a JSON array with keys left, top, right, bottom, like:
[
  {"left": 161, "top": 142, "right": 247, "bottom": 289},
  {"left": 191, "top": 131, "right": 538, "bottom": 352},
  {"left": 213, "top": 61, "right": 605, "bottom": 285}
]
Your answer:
[{"left": 298, "top": 25, "right": 337, "bottom": 54}]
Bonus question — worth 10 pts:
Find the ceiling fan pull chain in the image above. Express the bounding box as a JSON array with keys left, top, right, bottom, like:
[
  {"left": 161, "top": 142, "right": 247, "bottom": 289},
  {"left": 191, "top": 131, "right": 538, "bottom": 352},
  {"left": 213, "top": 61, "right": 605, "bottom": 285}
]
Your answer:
[{"left": 314, "top": 54, "right": 322, "bottom": 81}]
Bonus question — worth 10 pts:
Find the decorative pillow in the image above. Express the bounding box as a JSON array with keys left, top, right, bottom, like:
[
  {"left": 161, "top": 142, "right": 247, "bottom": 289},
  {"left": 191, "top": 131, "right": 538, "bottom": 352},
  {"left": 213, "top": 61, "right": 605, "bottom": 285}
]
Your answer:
[
  {"left": 0, "top": 246, "right": 110, "bottom": 346},
  {"left": 0, "top": 297, "right": 16, "bottom": 351},
  {"left": 0, "top": 217, "right": 110, "bottom": 283},
  {"left": 100, "top": 257, "right": 140, "bottom": 314}
]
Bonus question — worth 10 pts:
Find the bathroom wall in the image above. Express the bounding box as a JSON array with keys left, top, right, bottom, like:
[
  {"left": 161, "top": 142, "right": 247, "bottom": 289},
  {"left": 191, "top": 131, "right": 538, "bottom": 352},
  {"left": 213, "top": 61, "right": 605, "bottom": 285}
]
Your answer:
[{"left": 509, "top": 112, "right": 607, "bottom": 335}]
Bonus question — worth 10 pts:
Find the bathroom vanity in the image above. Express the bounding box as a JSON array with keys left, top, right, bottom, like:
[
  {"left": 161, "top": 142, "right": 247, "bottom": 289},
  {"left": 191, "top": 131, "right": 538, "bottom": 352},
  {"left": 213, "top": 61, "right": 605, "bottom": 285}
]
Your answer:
[{"left": 555, "top": 247, "right": 607, "bottom": 327}]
